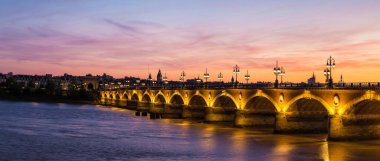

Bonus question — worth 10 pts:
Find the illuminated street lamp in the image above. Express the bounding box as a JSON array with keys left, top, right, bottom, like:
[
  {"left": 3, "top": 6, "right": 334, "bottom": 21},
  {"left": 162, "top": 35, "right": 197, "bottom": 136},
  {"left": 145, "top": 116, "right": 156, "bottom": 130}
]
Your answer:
[
  {"left": 217, "top": 72, "right": 223, "bottom": 82},
  {"left": 326, "top": 56, "right": 336, "bottom": 88},
  {"left": 196, "top": 75, "right": 202, "bottom": 83},
  {"left": 244, "top": 70, "right": 250, "bottom": 84},
  {"left": 180, "top": 71, "right": 186, "bottom": 82},
  {"left": 279, "top": 67, "right": 285, "bottom": 84},
  {"left": 163, "top": 73, "right": 168, "bottom": 89},
  {"left": 203, "top": 68, "right": 210, "bottom": 88},
  {"left": 117, "top": 82, "right": 121, "bottom": 89},
  {"left": 135, "top": 79, "right": 140, "bottom": 89},
  {"left": 233, "top": 64, "right": 240, "bottom": 88},
  {"left": 163, "top": 73, "right": 168, "bottom": 83},
  {"left": 273, "top": 60, "right": 281, "bottom": 88}
]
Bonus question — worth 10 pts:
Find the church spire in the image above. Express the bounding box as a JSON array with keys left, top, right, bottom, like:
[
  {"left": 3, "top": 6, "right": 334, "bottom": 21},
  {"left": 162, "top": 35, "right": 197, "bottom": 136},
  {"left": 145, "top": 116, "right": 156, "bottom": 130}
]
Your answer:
[
  {"left": 339, "top": 74, "right": 344, "bottom": 83},
  {"left": 157, "top": 69, "right": 163, "bottom": 82}
]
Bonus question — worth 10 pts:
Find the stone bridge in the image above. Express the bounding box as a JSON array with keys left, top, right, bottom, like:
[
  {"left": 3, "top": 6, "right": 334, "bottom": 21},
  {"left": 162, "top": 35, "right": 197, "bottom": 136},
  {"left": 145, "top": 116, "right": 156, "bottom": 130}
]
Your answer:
[{"left": 99, "top": 88, "right": 380, "bottom": 140}]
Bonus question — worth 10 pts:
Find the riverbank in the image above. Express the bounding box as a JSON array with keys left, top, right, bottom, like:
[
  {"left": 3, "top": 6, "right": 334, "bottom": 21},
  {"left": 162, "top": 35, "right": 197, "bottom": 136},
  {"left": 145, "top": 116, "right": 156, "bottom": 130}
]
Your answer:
[{"left": 0, "top": 96, "right": 98, "bottom": 106}]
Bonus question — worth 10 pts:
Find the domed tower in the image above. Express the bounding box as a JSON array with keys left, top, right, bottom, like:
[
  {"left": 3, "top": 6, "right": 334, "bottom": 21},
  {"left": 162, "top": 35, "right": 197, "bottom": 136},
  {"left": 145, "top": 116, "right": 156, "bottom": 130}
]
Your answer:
[{"left": 157, "top": 69, "right": 163, "bottom": 83}]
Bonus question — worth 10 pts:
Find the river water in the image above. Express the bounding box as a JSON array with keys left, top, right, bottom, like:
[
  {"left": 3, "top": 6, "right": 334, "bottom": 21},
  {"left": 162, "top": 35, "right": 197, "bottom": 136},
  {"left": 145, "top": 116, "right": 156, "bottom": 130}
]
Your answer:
[{"left": 0, "top": 101, "right": 379, "bottom": 161}]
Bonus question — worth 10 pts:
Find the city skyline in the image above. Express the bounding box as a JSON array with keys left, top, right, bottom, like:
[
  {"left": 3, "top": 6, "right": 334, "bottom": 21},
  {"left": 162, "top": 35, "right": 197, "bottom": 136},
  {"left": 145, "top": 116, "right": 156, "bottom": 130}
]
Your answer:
[{"left": 1, "top": 0, "right": 380, "bottom": 82}]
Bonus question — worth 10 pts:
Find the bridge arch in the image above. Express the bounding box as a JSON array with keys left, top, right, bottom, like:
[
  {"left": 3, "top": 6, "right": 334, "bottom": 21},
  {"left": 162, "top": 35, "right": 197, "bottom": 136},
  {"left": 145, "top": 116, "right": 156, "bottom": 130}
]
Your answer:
[
  {"left": 122, "top": 93, "right": 128, "bottom": 100},
  {"left": 131, "top": 93, "right": 139, "bottom": 101},
  {"left": 170, "top": 94, "right": 185, "bottom": 105},
  {"left": 142, "top": 94, "right": 152, "bottom": 103},
  {"left": 244, "top": 96, "right": 278, "bottom": 113},
  {"left": 155, "top": 93, "right": 167, "bottom": 104},
  {"left": 189, "top": 94, "right": 208, "bottom": 107},
  {"left": 211, "top": 93, "right": 239, "bottom": 110},
  {"left": 109, "top": 94, "right": 114, "bottom": 99},
  {"left": 115, "top": 94, "right": 120, "bottom": 100},
  {"left": 286, "top": 98, "right": 329, "bottom": 114},
  {"left": 341, "top": 94, "right": 380, "bottom": 115},
  {"left": 284, "top": 94, "right": 333, "bottom": 114},
  {"left": 344, "top": 99, "right": 380, "bottom": 115}
]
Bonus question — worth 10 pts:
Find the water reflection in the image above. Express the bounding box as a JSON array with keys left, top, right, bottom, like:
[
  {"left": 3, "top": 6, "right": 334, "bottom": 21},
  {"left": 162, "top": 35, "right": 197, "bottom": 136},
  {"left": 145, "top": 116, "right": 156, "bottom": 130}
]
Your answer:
[{"left": 0, "top": 101, "right": 379, "bottom": 161}]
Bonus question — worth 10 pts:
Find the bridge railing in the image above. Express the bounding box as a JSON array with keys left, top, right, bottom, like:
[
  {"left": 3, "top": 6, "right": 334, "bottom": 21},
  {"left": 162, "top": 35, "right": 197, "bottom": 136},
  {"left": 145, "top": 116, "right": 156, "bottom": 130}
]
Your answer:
[
  {"left": 335, "top": 82, "right": 380, "bottom": 89},
  {"left": 99, "top": 82, "right": 380, "bottom": 91}
]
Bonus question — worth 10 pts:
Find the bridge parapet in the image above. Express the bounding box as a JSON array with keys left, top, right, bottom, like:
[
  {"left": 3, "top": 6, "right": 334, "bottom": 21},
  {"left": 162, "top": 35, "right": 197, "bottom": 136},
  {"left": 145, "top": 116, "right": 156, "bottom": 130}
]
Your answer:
[{"left": 99, "top": 82, "right": 380, "bottom": 91}]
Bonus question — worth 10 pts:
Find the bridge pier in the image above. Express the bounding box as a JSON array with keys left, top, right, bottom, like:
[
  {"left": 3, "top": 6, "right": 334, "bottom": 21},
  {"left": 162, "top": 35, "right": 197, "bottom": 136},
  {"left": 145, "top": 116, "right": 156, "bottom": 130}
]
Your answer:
[
  {"left": 149, "top": 104, "right": 182, "bottom": 119},
  {"left": 274, "top": 112, "right": 328, "bottom": 134},
  {"left": 234, "top": 110, "right": 276, "bottom": 127},
  {"left": 136, "top": 102, "right": 153, "bottom": 112},
  {"left": 162, "top": 104, "right": 183, "bottom": 119},
  {"left": 101, "top": 98, "right": 116, "bottom": 106},
  {"left": 328, "top": 114, "right": 380, "bottom": 140},
  {"left": 182, "top": 106, "right": 206, "bottom": 119},
  {"left": 126, "top": 100, "right": 138, "bottom": 110},
  {"left": 115, "top": 100, "right": 127, "bottom": 108},
  {"left": 205, "top": 107, "right": 236, "bottom": 122},
  {"left": 100, "top": 99, "right": 127, "bottom": 108}
]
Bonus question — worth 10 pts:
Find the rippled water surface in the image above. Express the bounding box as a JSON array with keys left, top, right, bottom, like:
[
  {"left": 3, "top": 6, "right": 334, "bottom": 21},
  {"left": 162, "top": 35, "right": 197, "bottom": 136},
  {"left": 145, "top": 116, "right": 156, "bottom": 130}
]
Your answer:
[{"left": 0, "top": 101, "right": 379, "bottom": 161}]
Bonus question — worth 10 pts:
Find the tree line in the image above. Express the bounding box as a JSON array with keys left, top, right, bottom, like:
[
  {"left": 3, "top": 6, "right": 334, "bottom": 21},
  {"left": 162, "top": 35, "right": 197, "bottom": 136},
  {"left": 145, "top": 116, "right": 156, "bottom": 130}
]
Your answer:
[{"left": 0, "top": 78, "right": 99, "bottom": 102}]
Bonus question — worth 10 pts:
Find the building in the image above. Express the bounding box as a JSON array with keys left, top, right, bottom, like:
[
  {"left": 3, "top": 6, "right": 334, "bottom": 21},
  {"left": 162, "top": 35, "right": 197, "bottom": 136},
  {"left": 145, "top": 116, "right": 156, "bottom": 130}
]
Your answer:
[
  {"left": 338, "top": 74, "right": 344, "bottom": 84},
  {"left": 307, "top": 72, "right": 316, "bottom": 84},
  {"left": 157, "top": 69, "right": 162, "bottom": 83}
]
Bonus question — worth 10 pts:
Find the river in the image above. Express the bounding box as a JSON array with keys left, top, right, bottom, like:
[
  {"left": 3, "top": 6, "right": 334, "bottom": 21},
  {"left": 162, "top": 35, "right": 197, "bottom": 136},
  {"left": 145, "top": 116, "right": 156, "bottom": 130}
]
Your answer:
[{"left": 0, "top": 101, "right": 379, "bottom": 161}]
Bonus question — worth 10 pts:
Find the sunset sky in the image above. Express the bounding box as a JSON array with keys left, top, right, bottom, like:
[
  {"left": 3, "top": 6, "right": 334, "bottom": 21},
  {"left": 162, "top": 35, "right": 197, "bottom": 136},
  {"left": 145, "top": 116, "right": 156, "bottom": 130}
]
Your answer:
[{"left": 0, "top": 0, "right": 379, "bottom": 82}]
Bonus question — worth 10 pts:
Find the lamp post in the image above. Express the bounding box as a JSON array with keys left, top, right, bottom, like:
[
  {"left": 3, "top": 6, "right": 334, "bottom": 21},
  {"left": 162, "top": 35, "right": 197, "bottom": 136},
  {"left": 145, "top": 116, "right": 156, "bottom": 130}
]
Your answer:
[
  {"left": 233, "top": 64, "right": 240, "bottom": 88},
  {"left": 273, "top": 60, "right": 281, "bottom": 88},
  {"left": 180, "top": 71, "right": 186, "bottom": 88},
  {"left": 217, "top": 72, "right": 223, "bottom": 88},
  {"left": 135, "top": 79, "right": 140, "bottom": 89},
  {"left": 217, "top": 72, "right": 223, "bottom": 82},
  {"left": 203, "top": 68, "right": 210, "bottom": 88},
  {"left": 324, "top": 68, "right": 330, "bottom": 86},
  {"left": 244, "top": 70, "right": 250, "bottom": 84},
  {"left": 163, "top": 73, "right": 168, "bottom": 89},
  {"left": 279, "top": 66, "right": 285, "bottom": 85},
  {"left": 196, "top": 74, "right": 201, "bottom": 88},
  {"left": 326, "top": 56, "right": 336, "bottom": 88}
]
